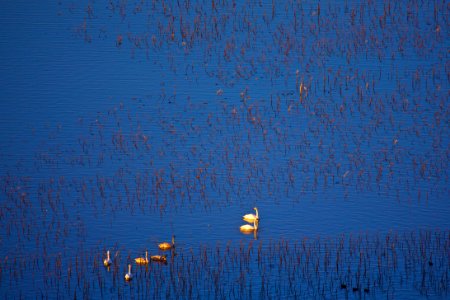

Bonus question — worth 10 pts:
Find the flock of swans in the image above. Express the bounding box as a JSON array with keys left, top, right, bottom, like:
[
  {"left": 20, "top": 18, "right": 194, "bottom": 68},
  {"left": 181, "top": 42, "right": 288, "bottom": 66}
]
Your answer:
[
  {"left": 103, "top": 235, "right": 175, "bottom": 281},
  {"left": 104, "top": 208, "right": 260, "bottom": 281}
]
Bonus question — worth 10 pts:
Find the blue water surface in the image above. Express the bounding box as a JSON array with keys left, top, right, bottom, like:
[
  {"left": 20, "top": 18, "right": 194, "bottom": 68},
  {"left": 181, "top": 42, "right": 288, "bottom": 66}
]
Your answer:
[{"left": 0, "top": 0, "right": 448, "bottom": 298}]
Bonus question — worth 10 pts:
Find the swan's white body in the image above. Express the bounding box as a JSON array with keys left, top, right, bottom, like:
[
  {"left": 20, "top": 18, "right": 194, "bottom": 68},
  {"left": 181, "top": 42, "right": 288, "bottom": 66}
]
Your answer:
[
  {"left": 103, "top": 250, "right": 112, "bottom": 267},
  {"left": 135, "top": 251, "right": 149, "bottom": 264},
  {"left": 125, "top": 264, "right": 133, "bottom": 281},
  {"left": 159, "top": 235, "right": 175, "bottom": 250},
  {"left": 243, "top": 207, "right": 259, "bottom": 223}
]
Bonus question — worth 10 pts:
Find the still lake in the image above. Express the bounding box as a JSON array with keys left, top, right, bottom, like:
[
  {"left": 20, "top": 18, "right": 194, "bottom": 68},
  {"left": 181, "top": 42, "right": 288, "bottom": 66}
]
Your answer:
[{"left": 0, "top": 0, "right": 448, "bottom": 298}]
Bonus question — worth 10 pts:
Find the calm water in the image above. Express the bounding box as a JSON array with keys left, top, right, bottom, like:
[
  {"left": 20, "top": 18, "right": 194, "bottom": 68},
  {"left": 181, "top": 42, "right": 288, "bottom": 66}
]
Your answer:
[{"left": 0, "top": 0, "right": 448, "bottom": 299}]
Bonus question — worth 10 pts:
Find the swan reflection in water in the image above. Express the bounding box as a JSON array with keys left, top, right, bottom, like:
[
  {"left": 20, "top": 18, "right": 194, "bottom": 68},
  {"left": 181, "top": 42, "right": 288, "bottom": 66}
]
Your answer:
[{"left": 240, "top": 219, "right": 258, "bottom": 234}]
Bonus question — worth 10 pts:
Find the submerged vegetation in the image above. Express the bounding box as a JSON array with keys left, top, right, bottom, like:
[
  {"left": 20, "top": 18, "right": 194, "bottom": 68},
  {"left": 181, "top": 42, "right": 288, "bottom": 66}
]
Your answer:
[{"left": 1, "top": 230, "right": 448, "bottom": 298}]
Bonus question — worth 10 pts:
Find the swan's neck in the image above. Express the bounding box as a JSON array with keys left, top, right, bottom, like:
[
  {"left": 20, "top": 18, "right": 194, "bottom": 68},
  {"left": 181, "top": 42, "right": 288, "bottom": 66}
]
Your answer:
[
  {"left": 107, "top": 251, "right": 110, "bottom": 259},
  {"left": 128, "top": 265, "right": 131, "bottom": 273},
  {"left": 145, "top": 251, "right": 148, "bottom": 259},
  {"left": 255, "top": 208, "right": 259, "bottom": 218},
  {"left": 172, "top": 236, "right": 175, "bottom": 245}
]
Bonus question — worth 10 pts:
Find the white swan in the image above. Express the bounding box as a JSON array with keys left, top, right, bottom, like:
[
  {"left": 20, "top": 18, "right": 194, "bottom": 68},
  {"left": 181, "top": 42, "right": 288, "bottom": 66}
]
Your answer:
[
  {"left": 159, "top": 235, "right": 175, "bottom": 250},
  {"left": 135, "top": 251, "right": 149, "bottom": 265},
  {"left": 243, "top": 207, "right": 259, "bottom": 223},
  {"left": 125, "top": 264, "right": 133, "bottom": 281},
  {"left": 103, "top": 250, "right": 112, "bottom": 267}
]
